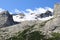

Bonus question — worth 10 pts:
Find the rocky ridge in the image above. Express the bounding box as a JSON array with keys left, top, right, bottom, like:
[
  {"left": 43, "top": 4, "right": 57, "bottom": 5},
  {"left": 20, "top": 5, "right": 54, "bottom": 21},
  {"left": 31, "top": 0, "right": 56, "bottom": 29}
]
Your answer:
[{"left": 0, "top": 4, "right": 60, "bottom": 40}]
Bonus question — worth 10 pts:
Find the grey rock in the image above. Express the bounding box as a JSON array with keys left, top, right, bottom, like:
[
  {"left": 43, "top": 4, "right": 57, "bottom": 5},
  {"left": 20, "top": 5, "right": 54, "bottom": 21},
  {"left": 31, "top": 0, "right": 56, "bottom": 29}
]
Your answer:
[
  {"left": 0, "top": 11, "right": 15, "bottom": 27},
  {"left": 36, "top": 10, "right": 52, "bottom": 18},
  {"left": 0, "top": 3, "right": 60, "bottom": 40},
  {"left": 0, "top": 20, "right": 43, "bottom": 40},
  {"left": 43, "top": 17, "right": 60, "bottom": 32},
  {"left": 41, "top": 4, "right": 60, "bottom": 34}
]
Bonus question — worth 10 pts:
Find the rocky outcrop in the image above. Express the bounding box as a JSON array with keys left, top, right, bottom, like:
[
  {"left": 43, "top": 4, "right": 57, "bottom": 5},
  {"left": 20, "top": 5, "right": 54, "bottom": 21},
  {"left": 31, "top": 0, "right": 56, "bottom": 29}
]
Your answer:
[
  {"left": 36, "top": 10, "right": 52, "bottom": 18},
  {"left": 0, "top": 3, "right": 60, "bottom": 40},
  {"left": 41, "top": 3, "right": 60, "bottom": 34},
  {"left": 0, "top": 20, "right": 43, "bottom": 40},
  {"left": 0, "top": 11, "right": 16, "bottom": 27},
  {"left": 54, "top": 3, "right": 60, "bottom": 16}
]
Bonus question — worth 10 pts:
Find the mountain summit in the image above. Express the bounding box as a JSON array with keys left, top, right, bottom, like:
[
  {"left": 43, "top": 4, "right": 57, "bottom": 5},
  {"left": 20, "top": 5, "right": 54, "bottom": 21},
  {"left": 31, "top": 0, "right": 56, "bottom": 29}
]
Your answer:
[
  {"left": 0, "top": 3, "right": 60, "bottom": 40},
  {"left": 13, "top": 10, "right": 53, "bottom": 22},
  {"left": 0, "top": 11, "right": 15, "bottom": 27}
]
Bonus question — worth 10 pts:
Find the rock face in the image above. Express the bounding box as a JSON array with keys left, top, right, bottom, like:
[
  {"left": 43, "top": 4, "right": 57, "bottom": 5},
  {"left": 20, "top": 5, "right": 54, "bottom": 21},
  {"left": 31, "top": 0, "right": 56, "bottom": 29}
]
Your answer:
[
  {"left": 0, "top": 4, "right": 60, "bottom": 40},
  {"left": 54, "top": 3, "right": 60, "bottom": 16},
  {"left": 0, "top": 20, "right": 43, "bottom": 40},
  {"left": 41, "top": 4, "right": 60, "bottom": 34},
  {"left": 0, "top": 11, "right": 15, "bottom": 27},
  {"left": 36, "top": 10, "right": 52, "bottom": 18}
]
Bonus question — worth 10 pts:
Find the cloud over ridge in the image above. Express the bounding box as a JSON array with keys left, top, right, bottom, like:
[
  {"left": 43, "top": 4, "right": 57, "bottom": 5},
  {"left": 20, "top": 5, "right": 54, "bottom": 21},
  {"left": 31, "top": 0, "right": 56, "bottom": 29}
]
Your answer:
[
  {"left": 0, "top": 7, "right": 53, "bottom": 22},
  {"left": 0, "top": 7, "right": 53, "bottom": 14},
  {"left": 12, "top": 7, "right": 53, "bottom": 22},
  {"left": 12, "top": 7, "right": 53, "bottom": 14}
]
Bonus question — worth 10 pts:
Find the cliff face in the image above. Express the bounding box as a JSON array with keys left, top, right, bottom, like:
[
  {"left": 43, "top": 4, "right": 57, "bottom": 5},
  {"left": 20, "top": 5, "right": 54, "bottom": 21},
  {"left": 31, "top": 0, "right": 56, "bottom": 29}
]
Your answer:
[
  {"left": 0, "top": 4, "right": 60, "bottom": 40},
  {"left": 0, "top": 11, "right": 15, "bottom": 27},
  {"left": 54, "top": 3, "right": 60, "bottom": 16},
  {"left": 41, "top": 3, "right": 60, "bottom": 34},
  {"left": 38, "top": 10, "right": 52, "bottom": 18}
]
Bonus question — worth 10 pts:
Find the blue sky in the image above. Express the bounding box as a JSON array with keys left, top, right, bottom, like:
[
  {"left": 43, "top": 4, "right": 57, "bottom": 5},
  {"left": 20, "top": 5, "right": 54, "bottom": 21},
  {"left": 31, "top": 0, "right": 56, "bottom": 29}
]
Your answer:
[{"left": 0, "top": 0, "right": 60, "bottom": 12}]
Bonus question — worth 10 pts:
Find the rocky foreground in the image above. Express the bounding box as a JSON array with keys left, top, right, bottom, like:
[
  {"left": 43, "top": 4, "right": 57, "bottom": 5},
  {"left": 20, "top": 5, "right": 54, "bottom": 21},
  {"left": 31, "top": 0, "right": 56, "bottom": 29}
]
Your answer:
[{"left": 0, "top": 4, "right": 60, "bottom": 40}]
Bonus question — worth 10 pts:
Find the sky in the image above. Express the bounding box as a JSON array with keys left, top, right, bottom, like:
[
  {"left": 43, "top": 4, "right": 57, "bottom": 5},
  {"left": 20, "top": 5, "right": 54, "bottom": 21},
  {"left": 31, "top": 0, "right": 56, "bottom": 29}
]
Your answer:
[
  {"left": 0, "top": 0, "right": 60, "bottom": 14},
  {"left": 0, "top": 0, "right": 59, "bottom": 21}
]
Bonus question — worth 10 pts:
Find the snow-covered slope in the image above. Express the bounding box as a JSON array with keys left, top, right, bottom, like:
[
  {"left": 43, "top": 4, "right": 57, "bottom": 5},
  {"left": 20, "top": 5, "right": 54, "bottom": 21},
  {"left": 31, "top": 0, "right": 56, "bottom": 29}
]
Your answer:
[
  {"left": 0, "top": 7, "right": 53, "bottom": 22},
  {"left": 13, "top": 10, "right": 53, "bottom": 22}
]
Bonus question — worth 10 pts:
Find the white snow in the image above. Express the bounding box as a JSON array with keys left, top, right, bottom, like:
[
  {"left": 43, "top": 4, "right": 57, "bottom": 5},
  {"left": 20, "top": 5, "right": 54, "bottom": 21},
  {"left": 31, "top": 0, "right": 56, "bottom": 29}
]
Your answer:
[
  {"left": 12, "top": 7, "right": 53, "bottom": 22},
  {"left": 13, "top": 13, "right": 53, "bottom": 22}
]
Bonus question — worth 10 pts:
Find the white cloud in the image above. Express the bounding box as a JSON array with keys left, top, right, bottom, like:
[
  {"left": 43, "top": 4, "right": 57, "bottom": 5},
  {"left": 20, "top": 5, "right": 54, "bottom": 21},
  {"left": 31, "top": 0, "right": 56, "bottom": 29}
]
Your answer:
[
  {"left": 0, "top": 8, "right": 5, "bottom": 12},
  {"left": 12, "top": 7, "right": 53, "bottom": 22},
  {"left": 13, "top": 7, "right": 53, "bottom": 14},
  {"left": 9, "top": 12, "right": 13, "bottom": 14},
  {"left": 24, "top": 7, "right": 53, "bottom": 14},
  {"left": 45, "top": 7, "right": 53, "bottom": 12},
  {"left": 26, "top": 9, "right": 34, "bottom": 13},
  {"left": 33, "top": 7, "right": 47, "bottom": 14},
  {"left": 14, "top": 9, "right": 22, "bottom": 13},
  {"left": 0, "top": 7, "right": 53, "bottom": 22}
]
